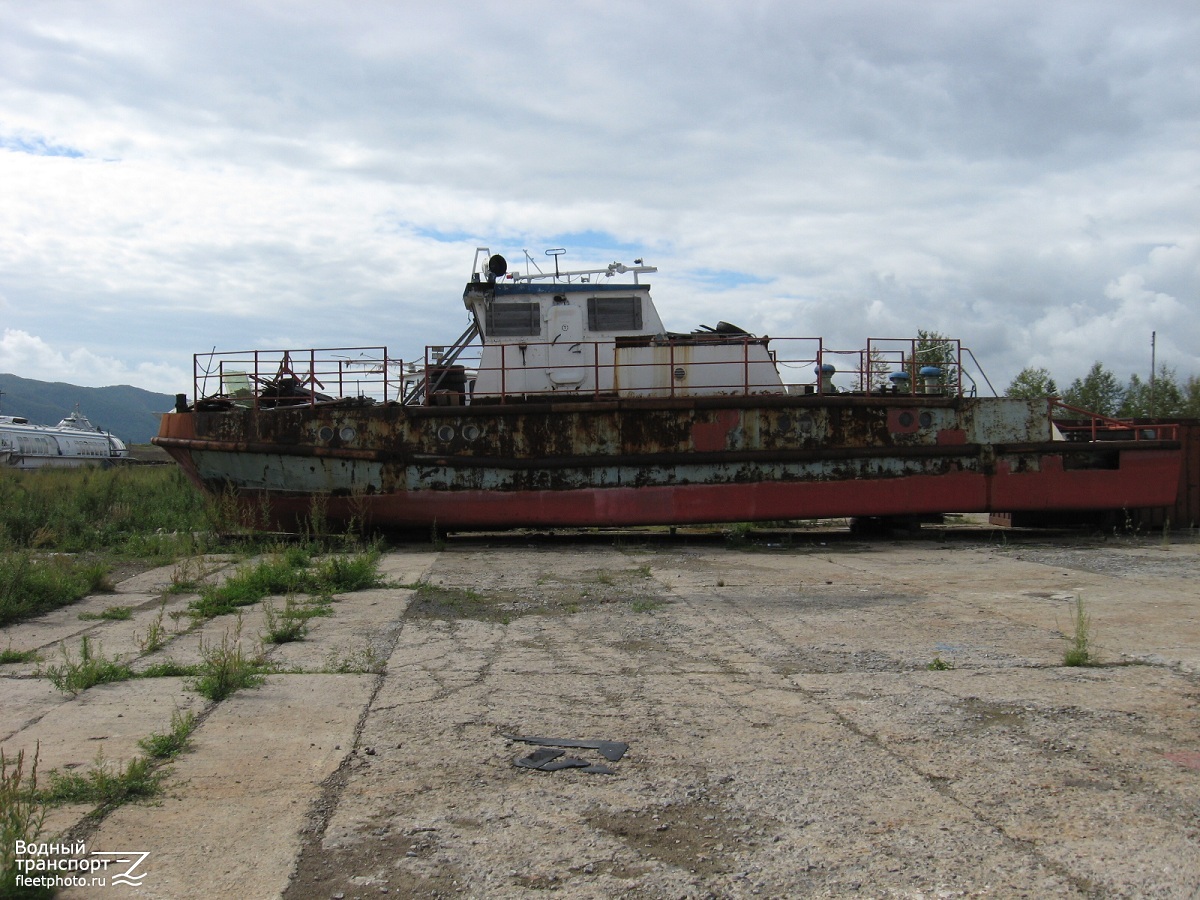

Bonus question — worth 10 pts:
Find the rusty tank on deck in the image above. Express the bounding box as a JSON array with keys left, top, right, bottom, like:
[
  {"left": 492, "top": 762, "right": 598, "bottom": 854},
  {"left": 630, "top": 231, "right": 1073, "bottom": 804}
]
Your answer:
[{"left": 153, "top": 249, "right": 1183, "bottom": 532}]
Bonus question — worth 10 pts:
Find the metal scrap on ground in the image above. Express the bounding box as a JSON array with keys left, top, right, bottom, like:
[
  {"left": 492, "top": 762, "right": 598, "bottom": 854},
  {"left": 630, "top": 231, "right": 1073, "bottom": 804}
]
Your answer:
[{"left": 507, "top": 734, "right": 628, "bottom": 773}]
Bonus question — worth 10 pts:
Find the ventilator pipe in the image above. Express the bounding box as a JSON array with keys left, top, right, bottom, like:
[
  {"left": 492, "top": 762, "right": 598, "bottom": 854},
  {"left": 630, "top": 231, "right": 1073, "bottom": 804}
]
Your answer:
[
  {"left": 919, "top": 366, "right": 943, "bottom": 395},
  {"left": 815, "top": 363, "right": 837, "bottom": 394}
]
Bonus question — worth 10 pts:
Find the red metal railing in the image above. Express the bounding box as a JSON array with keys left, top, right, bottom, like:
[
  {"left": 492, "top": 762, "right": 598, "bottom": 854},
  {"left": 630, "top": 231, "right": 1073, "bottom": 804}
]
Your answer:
[
  {"left": 1049, "top": 399, "right": 1179, "bottom": 441},
  {"left": 189, "top": 335, "right": 991, "bottom": 410},
  {"left": 194, "top": 347, "right": 398, "bottom": 409},
  {"left": 415, "top": 336, "right": 978, "bottom": 405}
]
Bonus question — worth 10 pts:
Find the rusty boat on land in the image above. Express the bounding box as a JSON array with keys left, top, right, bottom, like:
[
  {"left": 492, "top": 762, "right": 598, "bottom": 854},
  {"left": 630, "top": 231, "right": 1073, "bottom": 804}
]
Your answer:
[{"left": 153, "top": 249, "right": 1183, "bottom": 531}]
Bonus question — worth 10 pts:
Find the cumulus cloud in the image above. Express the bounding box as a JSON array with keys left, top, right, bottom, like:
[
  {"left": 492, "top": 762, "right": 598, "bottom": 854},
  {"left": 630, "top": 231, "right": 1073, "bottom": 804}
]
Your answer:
[
  {"left": 1, "top": 328, "right": 188, "bottom": 394},
  {"left": 0, "top": 0, "right": 1196, "bottom": 393}
]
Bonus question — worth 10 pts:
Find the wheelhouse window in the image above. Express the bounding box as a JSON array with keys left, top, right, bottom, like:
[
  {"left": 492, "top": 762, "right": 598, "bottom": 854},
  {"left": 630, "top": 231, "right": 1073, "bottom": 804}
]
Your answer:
[
  {"left": 587, "top": 296, "right": 643, "bottom": 332},
  {"left": 485, "top": 302, "right": 541, "bottom": 337}
]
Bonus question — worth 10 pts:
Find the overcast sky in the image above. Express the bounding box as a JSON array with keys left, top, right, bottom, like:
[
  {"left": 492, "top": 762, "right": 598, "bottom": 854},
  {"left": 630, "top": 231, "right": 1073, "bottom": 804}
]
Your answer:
[{"left": 1, "top": 0, "right": 1197, "bottom": 400}]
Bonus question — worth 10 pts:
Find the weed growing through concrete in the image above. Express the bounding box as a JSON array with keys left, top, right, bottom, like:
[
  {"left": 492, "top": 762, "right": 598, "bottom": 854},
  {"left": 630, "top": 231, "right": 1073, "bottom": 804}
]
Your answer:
[
  {"left": 43, "top": 636, "right": 134, "bottom": 695},
  {"left": 262, "top": 596, "right": 309, "bottom": 644},
  {"left": 136, "top": 600, "right": 171, "bottom": 653},
  {"left": 313, "top": 550, "right": 380, "bottom": 592},
  {"left": 138, "top": 710, "right": 197, "bottom": 760},
  {"left": 78, "top": 604, "right": 134, "bottom": 621},
  {"left": 188, "top": 545, "right": 380, "bottom": 620},
  {"left": 39, "top": 752, "right": 162, "bottom": 810},
  {"left": 189, "top": 550, "right": 306, "bottom": 619},
  {"left": 166, "top": 555, "right": 210, "bottom": 594},
  {"left": 0, "top": 645, "right": 39, "bottom": 665},
  {"left": 1063, "top": 595, "right": 1096, "bottom": 667},
  {"left": 1, "top": 745, "right": 48, "bottom": 898},
  {"left": 190, "top": 621, "right": 267, "bottom": 701},
  {"left": 138, "top": 660, "right": 200, "bottom": 678}
]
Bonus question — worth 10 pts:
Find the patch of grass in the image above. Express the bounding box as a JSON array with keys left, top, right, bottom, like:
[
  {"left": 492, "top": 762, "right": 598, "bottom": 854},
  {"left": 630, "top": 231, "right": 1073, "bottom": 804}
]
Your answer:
[
  {"left": 0, "top": 646, "right": 39, "bottom": 665},
  {"left": 138, "top": 709, "right": 197, "bottom": 760},
  {"left": 40, "top": 753, "right": 162, "bottom": 809},
  {"left": 189, "top": 624, "right": 267, "bottom": 701},
  {"left": 78, "top": 604, "right": 134, "bottom": 621},
  {"left": 138, "top": 660, "right": 201, "bottom": 678},
  {"left": 42, "top": 636, "right": 134, "bottom": 695},
  {"left": 189, "top": 551, "right": 305, "bottom": 618},
  {"left": 1063, "top": 595, "right": 1097, "bottom": 667},
  {"left": 1, "top": 745, "right": 50, "bottom": 899},
  {"left": 0, "top": 551, "right": 113, "bottom": 627},
  {"left": 927, "top": 656, "right": 954, "bottom": 671},
  {"left": 311, "top": 548, "right": 382, "bottom": 593},
  {"left": 188, "top": 546, "right": 380, "bottom": 620}
]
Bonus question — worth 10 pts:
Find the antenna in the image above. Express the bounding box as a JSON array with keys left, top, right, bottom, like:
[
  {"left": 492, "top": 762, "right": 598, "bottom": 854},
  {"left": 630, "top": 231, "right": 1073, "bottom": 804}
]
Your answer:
[{"left": 546, "top": 248, "right": 565, "bottom": 279}]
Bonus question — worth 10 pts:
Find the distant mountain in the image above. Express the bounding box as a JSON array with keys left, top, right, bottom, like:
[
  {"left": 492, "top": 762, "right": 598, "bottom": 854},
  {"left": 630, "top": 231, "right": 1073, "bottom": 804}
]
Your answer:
[{"left": 0, "top": 374, "right": 175, "bottom": 445}]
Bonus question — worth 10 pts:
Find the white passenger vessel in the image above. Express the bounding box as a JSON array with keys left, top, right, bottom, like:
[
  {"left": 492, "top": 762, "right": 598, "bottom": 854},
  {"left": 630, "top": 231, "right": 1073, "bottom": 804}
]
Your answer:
[{"left": 0, "top": 407, "right": 130, "bottom": 469}]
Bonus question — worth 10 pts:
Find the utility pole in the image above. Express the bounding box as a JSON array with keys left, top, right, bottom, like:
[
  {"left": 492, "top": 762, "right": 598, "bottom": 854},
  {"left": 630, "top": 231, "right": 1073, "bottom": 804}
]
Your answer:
[{"left": 1150, "top": 331, "right": 1156, "bottom": 418}]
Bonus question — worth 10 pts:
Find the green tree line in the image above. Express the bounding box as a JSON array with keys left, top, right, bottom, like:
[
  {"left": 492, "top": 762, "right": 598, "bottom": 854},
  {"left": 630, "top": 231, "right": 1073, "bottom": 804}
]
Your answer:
[{"left": 1006, "top": 362, "right": 1200, "bottom": 418}]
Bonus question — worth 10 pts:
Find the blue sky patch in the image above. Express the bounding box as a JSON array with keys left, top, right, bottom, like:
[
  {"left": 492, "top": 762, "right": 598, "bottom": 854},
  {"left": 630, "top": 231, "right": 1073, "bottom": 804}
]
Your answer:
[
  {"left": 0, "top": 135, "right": 84, "bottom": 158},
  {"left": 535, "top": 230, "right": 645, "bottom": 258},
  {"left": 691, "top": 269, "right": 774, "bottom": 289},
  {"left": 413, "top": 226, "right": 476, "bottom": 243}
]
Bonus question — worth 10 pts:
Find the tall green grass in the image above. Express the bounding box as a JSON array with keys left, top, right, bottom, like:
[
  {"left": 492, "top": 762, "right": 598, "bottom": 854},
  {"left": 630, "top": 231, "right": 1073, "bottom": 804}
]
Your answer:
[
  {"left": 0, "top": 467, "right": 380, "bottom": 629},
  {"left": 0, "top": 467, "right": 210, "bottom": 555},
  {"left": 0, "top": 553, "right": 112, "bottom": 627},
  {"left": 0, "top": 467, "right": 211, "bottom": 627}
]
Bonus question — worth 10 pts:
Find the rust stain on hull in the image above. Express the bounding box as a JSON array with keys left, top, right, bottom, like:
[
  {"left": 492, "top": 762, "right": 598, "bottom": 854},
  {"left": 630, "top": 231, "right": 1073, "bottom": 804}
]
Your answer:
[{"left": 154, "top": 394, "right": 1183, "bottom": 531}]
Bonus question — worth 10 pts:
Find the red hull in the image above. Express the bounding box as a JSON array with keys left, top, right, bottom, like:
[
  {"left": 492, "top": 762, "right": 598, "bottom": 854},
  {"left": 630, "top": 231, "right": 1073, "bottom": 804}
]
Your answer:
[{"left": 220, "top": 448, "right": 1180, "bottom": 531}]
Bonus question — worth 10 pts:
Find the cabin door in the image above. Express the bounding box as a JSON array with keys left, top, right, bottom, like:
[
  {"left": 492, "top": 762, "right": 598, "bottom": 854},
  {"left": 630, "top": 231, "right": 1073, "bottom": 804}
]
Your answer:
[{"left": 546, "top": 306, "right": 590, "bottom": 390}]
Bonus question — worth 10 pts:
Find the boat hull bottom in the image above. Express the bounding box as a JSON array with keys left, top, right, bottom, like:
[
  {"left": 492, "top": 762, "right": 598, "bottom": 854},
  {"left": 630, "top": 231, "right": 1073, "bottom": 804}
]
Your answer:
[{"left": 170, "top": 448, "right": 1180, "bottom": 532}]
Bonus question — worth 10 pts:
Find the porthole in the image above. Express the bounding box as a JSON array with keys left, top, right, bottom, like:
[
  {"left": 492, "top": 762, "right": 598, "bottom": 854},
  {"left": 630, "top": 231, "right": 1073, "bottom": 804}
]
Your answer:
[
  {"left": 918, "top": 412, "right": 933, "bottom": 428},
  {"left": 898, "top": 411, "right": 914, "bottom": 428},
  {"left": 437, "top": 425, "right": 455, "bottom": 442},
  {"left": 462, "top": 424, "right": 481, "bottom": 442},
  {"left": 339, "top": 426, "right": 356, "bottom": 442},
  {"left": 318, "top": 426, "right": 334, "bottom": 442}
]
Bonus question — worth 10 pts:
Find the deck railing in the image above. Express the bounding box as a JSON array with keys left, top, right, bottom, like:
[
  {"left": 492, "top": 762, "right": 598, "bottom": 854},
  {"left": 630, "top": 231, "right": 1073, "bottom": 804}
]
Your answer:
[
  {"left": 189, "top": 336, "right": 996, "bottom": 409},
  {"left": 194, "top": 347, "right": 398, "bottom": 409},
  {"left": 1049, "top": 400, "right": 1180, "bottom": 442},
  {"left": 416, "top": 336, "right": 978, "bottom": 404}
]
